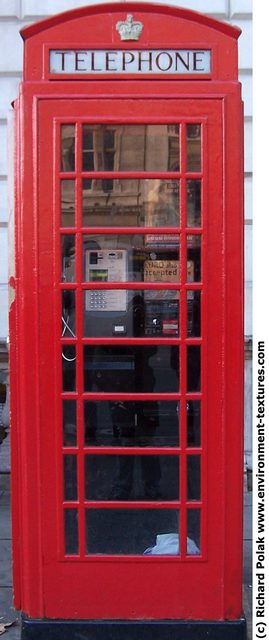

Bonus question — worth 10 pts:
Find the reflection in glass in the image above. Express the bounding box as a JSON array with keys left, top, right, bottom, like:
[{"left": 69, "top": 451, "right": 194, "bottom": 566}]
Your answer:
[
  {"left": 63, "top": 400, "right": 77, "bottom": 446},
  {"left": 61, "top": 180, "right": 75, "bottom": 227},
  {"left": 64, "top": 455, "right": 77, "bottom": 500},
  {"left": 187, "top": 400, "right": 201, "bottom": 447},
  {"left": 83, "top": 235, "right": 179, "bottom": 283},
  {"left": 187, "top": 235, "right": 201, "bottom": 282},
  {"left": 187, "top": 509, "right": 201, "bottom": 554},
  {"left": 82, "top": 124, "right": 179, "bottom": 172},
  {"left": 82, "top": 179, "right": 179, "bottom": 227},
  {"left": 187, "top": 180, "right": 201, "bottom": 227},
  {"left": 61, "top": 235, "right": 76, "bottom": 282},
  {"left": 64, "top": 509, "right": 79, "bottom": 555},
  {"left": 84, "top": 345, "right": 179, "bottom": 393},
  {"left": 85, "top": 454, "right": 179, "bottom": 501},
  {"left": 85, "top": 508, "right": 179, "bottom": 555},
  {"left": 62, "top": 346, "right": 76, "bottom": 392},
  {"left": 62, "top": 290, "right": 76, "bottom": 338},
  {"left": 187, "top": 455, "right": 200, "bottom": 500},
  {"left": 187, "top": 290, "right": 201, "bottom": 337},
  {"left": 186, "top": 124, "right": 201, "bottom": 172},
  {"left": 84, "top": 289, "right": 179, "bottom": 338},
  {"left": 84, "top": 400, "right": 179, "bottom": 447},
  {"left": 187, "top": 345, "right": 200, "bottom": 392},
  {"left": 61, "top": 124, "right": 75, "bottom": 172}
]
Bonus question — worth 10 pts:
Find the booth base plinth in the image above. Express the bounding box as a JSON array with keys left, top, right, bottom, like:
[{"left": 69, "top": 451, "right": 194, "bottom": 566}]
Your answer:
[{"left": 21, "top": 615, "right": 247, "bottom": 639}]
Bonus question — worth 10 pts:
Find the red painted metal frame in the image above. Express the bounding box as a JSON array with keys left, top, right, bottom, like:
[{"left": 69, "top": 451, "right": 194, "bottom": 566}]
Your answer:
[{"left": 10, "top": 0, "right": 244, "bottom": 626}]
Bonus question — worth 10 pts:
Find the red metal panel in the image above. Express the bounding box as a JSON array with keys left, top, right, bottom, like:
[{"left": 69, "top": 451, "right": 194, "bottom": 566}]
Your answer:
[
  {"left": 31, "top": 96, "right": 223, "bottom": 620},
  {"left": 10, "top": 4, "right": 243, "bottom": 625}
]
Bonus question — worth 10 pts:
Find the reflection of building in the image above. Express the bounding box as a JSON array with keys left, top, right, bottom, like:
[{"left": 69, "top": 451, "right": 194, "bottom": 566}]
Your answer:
[
  {"left": 81, "top": 178, "right": 179, "bottom": 227},
  {"left": 80, "top": 124, "right": 180, "bottom": 228},
  {"left": 82, "top": 124, "right": 179, "bottom": 172}
]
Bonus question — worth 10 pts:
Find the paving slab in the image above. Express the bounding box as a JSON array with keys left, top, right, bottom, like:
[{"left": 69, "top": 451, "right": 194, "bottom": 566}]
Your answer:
[
  {"left": 0, "top": 505, "right": 11, "bottom": 539},
  {"left": 0, "top": 540, "right": 12, "bottom": 586}
]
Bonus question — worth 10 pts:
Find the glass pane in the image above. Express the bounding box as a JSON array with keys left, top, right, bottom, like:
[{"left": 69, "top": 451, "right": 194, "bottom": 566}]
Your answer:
[
  {"left": 61, "top": 180, "right": 75, "bottom": 227},
  {"left": 62, "top": 346, "right": 76, "bottom": 391},
  {"left": 61, "top": 235, "right": 76, "bottom": 282},
  {"left": 62, "top": 290, "right": 76, "bottom": 337},
  {"left": 64, "top": 455, "right": 77, "bottom": 500},
  {"left": 85, "top": 508, "right": 180, "bottom": 555},
  {"left": 82, "top": 124, "right": 179, "bottom": 172},
  {"left": 187, "top": 290, "right": 201, "bottom": 337},
  {"left": 187, "top": 455, "right": 200, "bottom": 500},
  {"left": 85, "top": 454, "right": 179, "bottom": 501},
  {"left": 82, "top": 179, "right": 179, "bottom": 227},
  {"left": 83, "top": 235, "right": 179, "bottom": 283},
  {"left": 187, "top": 180, "right": 201, "bottom": 227},
  {"left": 84, "top": 400, "right": 179, "bottom": 447},
  {"left": 187, "top": 509, "right": 201, "bottom": 554},
  {"left": 84, "top": 289, "right": 179, "bottom": 338},
  {"left": 61, "top": 124, "right": 75, "bottom": 172},
  {"left": 186, "top": 124, "right": 201, "bottom": 172},
  {"left": 187, "top": 400, "right": 201, "bottom": 447},
  {"left": 63, "top": 400, "right": 77, "bottom": 446},
  {"left": 187, "top": 235, "right": 201, "bottom": 282},
  {"left": 187, "top": 345, "right": 200, "bottom": 392},
  {"left": 84, "top": 345, "right": 179, "bottom": 393},
  {"left": 64, "top": 509, "right": 79, "bottom": 555}
]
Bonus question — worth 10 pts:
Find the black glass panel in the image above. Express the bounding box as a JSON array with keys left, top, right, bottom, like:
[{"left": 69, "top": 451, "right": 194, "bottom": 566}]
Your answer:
[
  {"left": 62, "top": 290, "right": 76, "bottom": 338},
  {"left": 63, "top": 400, "right": 77, "bottom": 446},
  {"left": 84, "top": 345, "right": 179, "bottom": 393},
  {"left": 187, "top": 509, "right": 201, "bottom": 554},
  {"left": 187, "top": 290, "right": 201, "bottom": 337},
  {"left": 84, "top": 400, "right": 179, "bottom": 447},
  {"left": 85, "top": 508, "right": 180, "bottom": 555},
  {"left": 64, "top": 455, "right": 77, "bottom": 501},
  {"left": 187, "top": 400, "right": 201, "bottom": 447},
  {"left": 85, "top": 454, "right": 179, "bottom": 501},
  {"left": 62, "top": 346, "right": 76, "bottom": 392},
  {"left": 187, "top": 345, "right": 200, "bottom": 392},
  {"left": 187, "top": 455, "right": 200, "bottom": 501},
  {"left": 64, "top": 509, "right": 79, "bottom": 555}
]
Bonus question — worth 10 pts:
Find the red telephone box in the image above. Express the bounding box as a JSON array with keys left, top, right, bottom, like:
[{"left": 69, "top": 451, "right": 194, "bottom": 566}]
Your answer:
[{"left": 10, "top": 3, "right": 245, "bottom": 639}]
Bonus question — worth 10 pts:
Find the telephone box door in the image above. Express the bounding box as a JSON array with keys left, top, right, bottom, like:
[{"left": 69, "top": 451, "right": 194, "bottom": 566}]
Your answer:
[{"left": 35, "top": 95, "right": 232, "bottom": 621}]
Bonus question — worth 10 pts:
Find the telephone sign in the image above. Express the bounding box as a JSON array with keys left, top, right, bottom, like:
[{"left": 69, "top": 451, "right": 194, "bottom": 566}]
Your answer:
[
  {"left": 49, "top": 48, "right": 211, "bottom": 74},
  {"left": 10, "top": 4, "right": 245, "bottom": 640}
]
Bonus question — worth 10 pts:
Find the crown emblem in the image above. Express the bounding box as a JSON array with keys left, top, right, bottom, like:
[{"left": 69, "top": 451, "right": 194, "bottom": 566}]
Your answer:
[{"left": 116, "top": 14, "right": 143, "bottom": 41}]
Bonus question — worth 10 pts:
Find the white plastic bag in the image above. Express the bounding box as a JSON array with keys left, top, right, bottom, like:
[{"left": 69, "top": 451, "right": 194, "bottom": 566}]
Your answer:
[{"left": 144, "top": 533, "right": 199, "bottom": 555}]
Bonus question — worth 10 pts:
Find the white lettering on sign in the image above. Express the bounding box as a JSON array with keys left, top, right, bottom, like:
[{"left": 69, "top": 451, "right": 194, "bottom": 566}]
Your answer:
[{"left": 49, "top": 49, "right": 211, "bottom": 75}]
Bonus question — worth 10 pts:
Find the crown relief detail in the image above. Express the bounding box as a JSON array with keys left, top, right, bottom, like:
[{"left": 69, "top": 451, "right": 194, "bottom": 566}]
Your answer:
[{"left": 116, "top": 14, "right": 143, "bottom": 41}]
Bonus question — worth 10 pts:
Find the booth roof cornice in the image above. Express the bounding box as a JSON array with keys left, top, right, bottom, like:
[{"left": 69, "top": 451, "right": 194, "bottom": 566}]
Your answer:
[{"left": 20, "top": 1, "right": 241, "bottom": 41}]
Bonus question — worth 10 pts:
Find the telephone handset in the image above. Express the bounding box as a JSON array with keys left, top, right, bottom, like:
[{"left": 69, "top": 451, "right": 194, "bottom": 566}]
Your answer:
[{"left": 85, "top": 249, "right": 127, "bottom": 312}]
